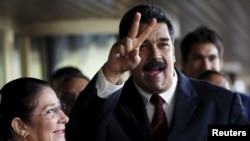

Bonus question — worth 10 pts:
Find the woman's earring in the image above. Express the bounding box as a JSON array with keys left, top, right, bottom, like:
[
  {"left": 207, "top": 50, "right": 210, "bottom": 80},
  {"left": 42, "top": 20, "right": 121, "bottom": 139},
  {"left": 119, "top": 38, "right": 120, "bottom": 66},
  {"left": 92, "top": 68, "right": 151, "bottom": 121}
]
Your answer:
[{"left": 21, "top": 131, "right": 28, "bottom": 138}]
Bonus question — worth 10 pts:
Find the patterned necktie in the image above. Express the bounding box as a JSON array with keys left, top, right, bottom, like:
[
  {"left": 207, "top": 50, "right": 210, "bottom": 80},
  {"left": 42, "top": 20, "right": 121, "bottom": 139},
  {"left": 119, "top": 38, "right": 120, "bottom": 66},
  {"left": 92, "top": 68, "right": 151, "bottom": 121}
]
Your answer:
[{"left": 150, "top": 94, "right": 168, "bottom": 141}]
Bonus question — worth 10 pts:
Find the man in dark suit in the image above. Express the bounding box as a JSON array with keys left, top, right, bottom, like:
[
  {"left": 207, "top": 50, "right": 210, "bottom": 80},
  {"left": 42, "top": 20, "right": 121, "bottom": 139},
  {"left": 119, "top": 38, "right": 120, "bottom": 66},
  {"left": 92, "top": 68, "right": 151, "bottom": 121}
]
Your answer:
[
  {"left": 180, "top": 26, "right": 250, "bottom": 123},
  {"left": 198, "top": 70, "right": 250, "bottom": 123},
  {"left": 66, "top": 4, "right": 247, "bottom": 141}
]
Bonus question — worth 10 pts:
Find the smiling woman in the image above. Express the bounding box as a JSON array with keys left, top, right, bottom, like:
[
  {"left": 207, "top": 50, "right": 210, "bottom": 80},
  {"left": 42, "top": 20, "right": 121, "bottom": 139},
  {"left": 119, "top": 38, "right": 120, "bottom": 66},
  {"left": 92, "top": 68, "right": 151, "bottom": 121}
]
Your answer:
[{"left": 0, "top": 77, "right": 69, "bottom": 141}]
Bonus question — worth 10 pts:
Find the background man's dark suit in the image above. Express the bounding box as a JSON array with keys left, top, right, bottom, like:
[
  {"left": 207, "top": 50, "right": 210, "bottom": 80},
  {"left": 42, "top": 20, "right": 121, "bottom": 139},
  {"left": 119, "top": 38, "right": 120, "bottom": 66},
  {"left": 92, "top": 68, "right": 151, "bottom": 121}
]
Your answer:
[
  {"left": 239, "top": 93, "right": 250, "bottom": 122},
  {"left": 66, "top": 69, "right": 247, "bottom": 141}
]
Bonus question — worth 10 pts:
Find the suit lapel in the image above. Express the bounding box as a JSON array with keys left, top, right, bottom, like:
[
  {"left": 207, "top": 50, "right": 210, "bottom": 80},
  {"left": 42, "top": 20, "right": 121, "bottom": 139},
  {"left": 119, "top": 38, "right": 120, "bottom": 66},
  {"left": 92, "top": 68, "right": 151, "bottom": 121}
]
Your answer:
[
  {"left": 168, "top": 70, "right": 200, "bottom": 139},
  {"left": 115, "top": 77, "right": 152, "bottom": 140}
]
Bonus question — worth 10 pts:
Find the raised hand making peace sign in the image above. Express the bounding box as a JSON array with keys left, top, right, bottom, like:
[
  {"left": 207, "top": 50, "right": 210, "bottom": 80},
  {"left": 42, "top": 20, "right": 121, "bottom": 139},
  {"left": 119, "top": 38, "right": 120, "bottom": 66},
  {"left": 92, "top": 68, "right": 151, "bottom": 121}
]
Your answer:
[{"left": 103, "top": 12, "right": 156, "bottom": 84}]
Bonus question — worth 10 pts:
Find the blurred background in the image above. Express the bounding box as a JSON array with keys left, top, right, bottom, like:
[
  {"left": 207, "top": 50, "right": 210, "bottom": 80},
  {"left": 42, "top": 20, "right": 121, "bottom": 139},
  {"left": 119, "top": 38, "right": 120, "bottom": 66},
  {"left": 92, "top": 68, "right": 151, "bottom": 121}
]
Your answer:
[{"left": 0, "top": 0, "right": 249, "bottom": 93}]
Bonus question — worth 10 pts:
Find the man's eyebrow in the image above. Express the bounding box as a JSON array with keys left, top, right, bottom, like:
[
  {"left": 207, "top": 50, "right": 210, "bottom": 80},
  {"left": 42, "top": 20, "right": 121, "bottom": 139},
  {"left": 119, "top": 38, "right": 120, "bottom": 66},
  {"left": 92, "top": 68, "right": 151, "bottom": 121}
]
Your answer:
[
  {"left": 159, "top": 37, "right": 170, "bottom": 41},
  {"left": 143, "top": 37, "right": 170, "bottom": 43}
]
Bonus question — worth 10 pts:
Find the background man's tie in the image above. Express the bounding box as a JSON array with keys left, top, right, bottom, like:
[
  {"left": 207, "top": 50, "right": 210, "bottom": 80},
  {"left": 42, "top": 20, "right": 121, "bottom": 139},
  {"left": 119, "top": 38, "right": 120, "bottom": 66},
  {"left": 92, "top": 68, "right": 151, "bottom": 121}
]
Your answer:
[{"left": 150, "top": 94, "right": 168, "bottom": 141}]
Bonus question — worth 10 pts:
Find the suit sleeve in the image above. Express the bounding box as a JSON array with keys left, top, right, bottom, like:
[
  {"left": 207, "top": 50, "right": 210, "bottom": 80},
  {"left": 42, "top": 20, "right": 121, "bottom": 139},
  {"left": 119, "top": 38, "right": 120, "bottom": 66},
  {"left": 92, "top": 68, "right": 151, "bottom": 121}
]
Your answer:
[
  {"left": 230, "top": 92, "right": 248, "bottom": 124},
  {"left": 65, "top": 73, "right": 122, "bottom": 141}
]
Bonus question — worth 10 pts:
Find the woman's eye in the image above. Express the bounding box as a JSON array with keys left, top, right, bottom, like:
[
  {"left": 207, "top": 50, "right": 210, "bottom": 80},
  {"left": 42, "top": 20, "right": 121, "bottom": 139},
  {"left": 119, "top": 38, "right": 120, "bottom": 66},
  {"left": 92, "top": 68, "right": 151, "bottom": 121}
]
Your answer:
[
  {"left": 46, "top": 105, "right": 64, "bottom": 114},
  {"left": 46, "top": 108, "right": 55, "bottom": 114}
]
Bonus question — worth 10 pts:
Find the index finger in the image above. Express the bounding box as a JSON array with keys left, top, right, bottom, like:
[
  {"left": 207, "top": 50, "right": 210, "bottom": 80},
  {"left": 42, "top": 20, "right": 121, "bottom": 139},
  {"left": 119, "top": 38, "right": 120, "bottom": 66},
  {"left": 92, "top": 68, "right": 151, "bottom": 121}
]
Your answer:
[{"left": 127, "top": 12, "right": 141, "bottom": 39}]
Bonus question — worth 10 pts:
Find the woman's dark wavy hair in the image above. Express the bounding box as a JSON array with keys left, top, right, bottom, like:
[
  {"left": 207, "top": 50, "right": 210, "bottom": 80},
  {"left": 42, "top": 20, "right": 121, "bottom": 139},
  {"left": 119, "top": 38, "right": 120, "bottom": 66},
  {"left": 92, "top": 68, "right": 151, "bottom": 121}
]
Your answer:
[
  {"left": 119, "top": 4, "right": 175, "bottom": 41},
  {"left": 0, "top": 77, "right": 50, "bottom": 140}
]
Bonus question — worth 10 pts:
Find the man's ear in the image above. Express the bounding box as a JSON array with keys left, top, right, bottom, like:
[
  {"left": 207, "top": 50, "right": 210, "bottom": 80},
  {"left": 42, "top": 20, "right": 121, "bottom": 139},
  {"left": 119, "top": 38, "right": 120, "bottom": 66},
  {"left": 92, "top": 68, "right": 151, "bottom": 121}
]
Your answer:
[{"left": 11, "top": 117, "right": 29, "bottom": 138}]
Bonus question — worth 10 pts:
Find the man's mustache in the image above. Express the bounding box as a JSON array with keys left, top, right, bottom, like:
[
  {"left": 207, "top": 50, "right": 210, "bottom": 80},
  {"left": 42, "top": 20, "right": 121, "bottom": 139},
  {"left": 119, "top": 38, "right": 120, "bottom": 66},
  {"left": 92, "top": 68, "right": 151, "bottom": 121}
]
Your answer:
[{"left": 143, "top": 60, "right": 166, "bottom": 71}]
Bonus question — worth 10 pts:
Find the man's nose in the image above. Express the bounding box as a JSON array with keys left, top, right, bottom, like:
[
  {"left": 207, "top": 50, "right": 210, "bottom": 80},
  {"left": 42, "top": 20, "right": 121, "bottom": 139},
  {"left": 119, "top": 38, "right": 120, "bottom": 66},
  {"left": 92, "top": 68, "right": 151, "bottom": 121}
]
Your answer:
[
  {"left": 150, "top": 46, "right": 162, "bottom": 61},
  {"left": 202, "top": 58, "right": 212, "bottom": 70}
]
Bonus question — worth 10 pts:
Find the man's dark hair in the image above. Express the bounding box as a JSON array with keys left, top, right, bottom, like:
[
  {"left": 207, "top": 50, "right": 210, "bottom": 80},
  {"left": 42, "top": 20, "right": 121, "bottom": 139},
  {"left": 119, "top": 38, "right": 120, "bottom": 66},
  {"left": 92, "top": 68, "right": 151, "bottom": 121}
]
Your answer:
[
  {"left": 50, "top": 66, "right": 89, "bottom": 91},
  {"left": 198, "top": 70, "right": 232, "bottom": 85},
  {"left": 119, "top": 4, "right": 175, "bottom": 41},
  {"left": 180, "top": 26, "right": 224, "bottom": 61},
  {"left": 51, "top": 66, "right": 84, "bottom": 81}
]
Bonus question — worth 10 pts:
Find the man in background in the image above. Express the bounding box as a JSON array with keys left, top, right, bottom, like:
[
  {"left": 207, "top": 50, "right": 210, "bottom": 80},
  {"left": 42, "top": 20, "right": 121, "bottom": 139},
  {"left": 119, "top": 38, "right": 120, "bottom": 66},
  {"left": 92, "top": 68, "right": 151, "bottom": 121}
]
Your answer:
[
  {"left": 180, "top": 26, "right": 223, "bottom": 79},
  {"left": 51, "top": 66, "right": 89, "bottom": 115},
  {"left": 180, "top": 26, "right": 250, "bottom": 122},
  {"left": 198, "top": 70, "right": 250, "bottom": 122}
]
